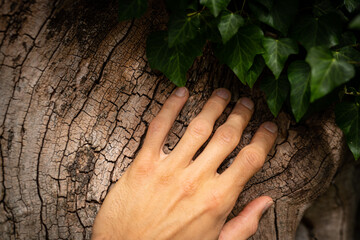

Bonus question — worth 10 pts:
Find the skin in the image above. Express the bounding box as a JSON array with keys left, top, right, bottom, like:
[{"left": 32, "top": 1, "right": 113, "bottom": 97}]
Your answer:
[{"left": 92, "top": 87, "right": 278, "bottom": 240}]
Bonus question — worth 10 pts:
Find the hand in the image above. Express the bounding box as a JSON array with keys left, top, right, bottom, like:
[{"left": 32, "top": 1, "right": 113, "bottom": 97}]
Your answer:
[{"left": 92, "top": 87, "right": 277, "bottom": 240}]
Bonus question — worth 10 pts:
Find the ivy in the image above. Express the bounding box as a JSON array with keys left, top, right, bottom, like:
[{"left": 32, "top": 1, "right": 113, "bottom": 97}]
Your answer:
[
  {"left": 288, "top": 61, "right": 311, "bottom": 122},
  {"left": 146, "top": 31, "right": 205, "bottom": 86},
  {"left": 119, "top": 0, "right": 360, "bottom": 160},
  {"left": 262, "top": 38, "right": 298, "bottom": 79},
  {"left": 335, "top": 101, "right": 360, "bottom": 160},
  {"left": 168, "top": 14, "right": 201, "bottom": 47},
  {"left": 291, "top": 13, "right": 343, "bottom": 50},
  {"left": 246, "top": 56, "right": 265, "bottom": 88},
  {"left": 249, "top": 0, "right": 298, "bottom": 34},
  {"left": 345, "top": 0, "right": 360, "bottom": 12},
  {"left": 218, "top": 12, "right": 244, "bottom": 44},
  {"left": 306, "top": 46, "right": 355, "bottom": 102},
  {"left": 215, "top": 24, "right": 264, "bottom": 84},
  {"left": 118, "top": 0, "right": 147, "bottom": 21},
  {"left": 261, "top": 75, "right": 290, "bottom": 116},
  {"left": 200, "top": 0, "right": 231, "bottom": 17}
]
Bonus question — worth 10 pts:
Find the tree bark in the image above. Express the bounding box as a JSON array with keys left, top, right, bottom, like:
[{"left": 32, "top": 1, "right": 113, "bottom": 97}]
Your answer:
[
  {"left": 0, "top": 0, "right": 351, "bottom": 239},
  {"left": 295, "top": 156, "right": 360, "bottom": 240}
]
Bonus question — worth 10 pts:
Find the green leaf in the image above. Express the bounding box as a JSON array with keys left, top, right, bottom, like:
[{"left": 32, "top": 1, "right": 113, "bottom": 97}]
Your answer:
[
  {"left": 344, "top": 0, "right": 360, "bottom": 13},
  {"left": 335, "top": 102, "right": 360, "bottom": 160},
  {"left": 146, "top": 31, "right": 205, "bottom": 86},
  {"left": 200, "top": 0, "right": 231, "bottom": 17},
  {"left": 334, "top": 46, "right": 360, "bottom": 64},
  {"left": 313, "top": 0, "right": 338, "bottom": 16},
  {"left": 199, "top": 10, "right": 222, "bottom": 42},
  {"left": 261, "top": 75, "right": 290, "bottom": 116},
  {"left": 215, "top": 24, "right": 264, "bottom": 84},
  {"left": 291, "top": 13, "right": 342, "bottom": 50},
  {"left": 306, "top": 46, "right": 355, "bottom": 102},
  {"left": 262, "top": 38, "right": 298, "bottom": 79},
  {"left": 218, "top": 12, "right": 244, "bottom": 44},
  {"left": 187, "top": 1, "right": 199, "bottom": 11},
  {"left": 246, "top": 55, "right": 265, "bottom": 88},
  {"left": 118, "top": 0, "right": 148, "bottom": 21},
  {"left": 349, "top": 14, "right": 360, "bottom": 29},
  {"left": 288, "top": 61, "right": 311, "bottom": 122},
  {"left": 168, "top": 14, "right": 201, "bottom": 47},
  {"left": 249, "top": 0, "right": 298, "bottom": 34},
  {"left": 339, "top": 32, "right": 357, "bottom": 47}
]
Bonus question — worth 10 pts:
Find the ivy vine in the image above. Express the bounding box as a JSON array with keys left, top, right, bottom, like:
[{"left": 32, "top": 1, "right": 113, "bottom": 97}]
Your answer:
[{"left": 119, "top": 0, "right": 360, "bottom": 160}]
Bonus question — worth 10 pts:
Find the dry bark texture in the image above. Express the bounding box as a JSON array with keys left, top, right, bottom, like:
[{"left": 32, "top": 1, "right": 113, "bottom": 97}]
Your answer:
[
  {"left": 295, "top": 157, "right": 360, "bottom": 240},
  {"left": 0, "top": 0, "right": 351, "bottom": 239}
]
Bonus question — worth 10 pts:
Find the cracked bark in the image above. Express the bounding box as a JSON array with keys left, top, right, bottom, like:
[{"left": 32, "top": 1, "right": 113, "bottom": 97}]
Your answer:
[{"left": 0, "top": 0, "right": 355, "bottom": 239}]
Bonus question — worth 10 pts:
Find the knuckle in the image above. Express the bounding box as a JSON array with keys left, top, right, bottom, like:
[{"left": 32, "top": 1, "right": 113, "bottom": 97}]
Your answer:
[
  {"left": 188, "top": 118, "right": 212, "bottom": 138},
  {"left": 216, "top": 125, "right": 240, "bottom": 145},
  {"left": 228, "top": 111, "right": 248, "bottom": 127},
  {"left": 205, "top": 190, "right": 224, "bottom": 212},
  {"left": 218, "top": 231, "right": 231, "bottom": 240},
  {"left": 181, "top": 178, "right": 198, "bottom": 196},
  {"left": 249, "top": 221, "right": 259, "bottom": 236},
  {"left": 158, "top": 173, "right": 173, "bottom": 186},
  {"left": 164, "top": 99, "right": 177, "bottom": 109},
  {"left": 236, "top": 211, "right": 259, "bottom": 236},
  {"left": 205, "top": 99, "right": 223, "bottom": 111},
  {"left": 131, "top": 163, "right": 154, "bottom": 178},
  {"left": 148, "top": 117, "right": 164, "bottom": 135},
  {"left": 241, "top": 147, "right": 264, "bottom": 171}
]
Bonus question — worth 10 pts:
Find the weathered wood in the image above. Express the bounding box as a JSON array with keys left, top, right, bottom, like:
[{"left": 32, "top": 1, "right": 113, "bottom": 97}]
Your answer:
[
  {"left": 0, "top": 0, "right": 350, "bottom": 239},
  {"left": 295, "top": 157, "right": 360, "bottom": 240}
]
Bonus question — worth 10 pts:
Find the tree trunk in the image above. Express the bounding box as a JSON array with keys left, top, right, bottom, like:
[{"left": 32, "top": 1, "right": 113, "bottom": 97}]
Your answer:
[{"left": 0, "top": 0, "right": 352, "bottom": 239}]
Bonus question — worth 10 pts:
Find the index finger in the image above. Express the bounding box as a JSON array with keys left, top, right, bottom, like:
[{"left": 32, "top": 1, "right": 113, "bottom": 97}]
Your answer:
[{"left": 142, "top": 87, "right": 189, "bottom": 155}]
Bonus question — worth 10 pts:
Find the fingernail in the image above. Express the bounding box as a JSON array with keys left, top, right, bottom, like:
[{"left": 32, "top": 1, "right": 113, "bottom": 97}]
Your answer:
[
  {"left": 216, "top": 89, "right": 229, "bottom": 100},
  {"left": 263, "top": 122, "right": 278, "bottom": 133},
  {"left": 175, "top": 87, "right": 187, "bottom": 97},
  {"left": 262, "top": 200, "right": 274, "bottom": 215},
  {"left": 239, "top": 97, "right": 254, "bottom": 110}
]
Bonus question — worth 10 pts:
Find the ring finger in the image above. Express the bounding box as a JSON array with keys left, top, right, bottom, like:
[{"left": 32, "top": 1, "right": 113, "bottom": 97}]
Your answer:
[{"left": 169, "top": 88, "right": 231, "bottom": 167}]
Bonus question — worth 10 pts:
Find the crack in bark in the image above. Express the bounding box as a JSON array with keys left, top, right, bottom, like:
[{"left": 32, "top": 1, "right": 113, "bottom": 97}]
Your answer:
[
  {"left": 36, "top": 111, "right": 54, "bottom": 239},
  {"left": 274, "top": 204, "right": 279, "bottom": 240}
]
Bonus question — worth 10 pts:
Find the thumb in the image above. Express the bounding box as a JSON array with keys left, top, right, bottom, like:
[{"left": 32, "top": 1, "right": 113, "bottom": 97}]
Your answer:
[{"left": 219, "top": 196, "right": 274, "bottom": 240}]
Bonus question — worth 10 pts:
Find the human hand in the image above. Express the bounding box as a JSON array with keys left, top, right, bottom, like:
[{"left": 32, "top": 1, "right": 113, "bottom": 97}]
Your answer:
[{"left": 92, "top": 87, "right": 278, "bottom": 240}]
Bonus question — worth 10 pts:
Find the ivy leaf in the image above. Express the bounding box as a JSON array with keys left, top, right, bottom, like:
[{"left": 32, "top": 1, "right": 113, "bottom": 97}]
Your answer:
[
  {"left": 187, "top": 1, "right": 199, "bottom": 11},
  {"left": 168, "top": 14, "right": 201, "bottom": 47},
  {"left": 262, "top": 37, "right": 298, "bottom": 79},
  {"left": 313, "top": 0, "right": 338, "bottom": 16},
  {"left": 249, "top": 0, "right": 298, "bottom": 34},
  {"left": 261, "top": 75, "right": 290, "bottom": 116},
  {"left": 200, "top": 0, "right": 231, "bottom": 17},
  {"left": 334, "top": 46, "right": 360, "bottom": 63},
  {"left": 288, "top": 61, "right": 311, "bottom": 122},
  {"left": 306, "top": 46, "right": 355, "bottom": 102},
  {"left": 146, "top": 31, "right": 205, "bottom": 86},
  {"left": 335, "top": 102, "right": 360, "bottom": 160},
  {"left": 344, "top": 0, "right": 360, "bottom": 13},
  {"left": 215, "top": 24, "right": 264, "bottom": 84},
  {"left": 118, "top": 0, "right": 148, "bottom": 21},
  {"left": 339, "top": 32, "right": 357, "bottom": 47},
  {"left": 246, "top": 55, "right": 265, "bottom": 88},
  {"left": 291, "top": 13, "right": 342, "bottom": 50},
  {"left": 199, "top": 11, "right": 222, "bottom": 42},
  {"left": 349, "top": 14, "right": 360, "bottom": 29},
  {"left": 218, "top": 12, "right": 244, "bottom": 44}
]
